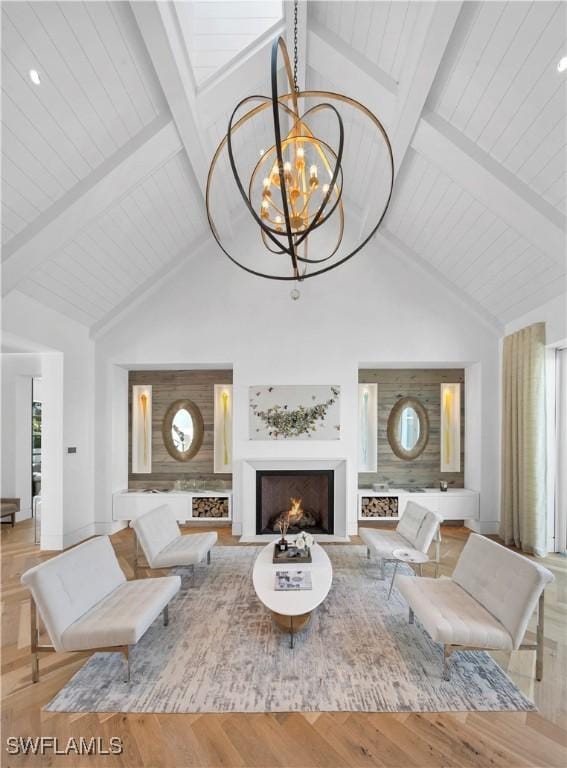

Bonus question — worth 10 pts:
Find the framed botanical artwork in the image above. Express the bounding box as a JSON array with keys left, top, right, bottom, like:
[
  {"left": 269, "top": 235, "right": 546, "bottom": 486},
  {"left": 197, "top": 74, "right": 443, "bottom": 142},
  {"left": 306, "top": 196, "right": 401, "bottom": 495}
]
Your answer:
[{"left": 249, "top": 385, "right": 341, "bottom": 440}]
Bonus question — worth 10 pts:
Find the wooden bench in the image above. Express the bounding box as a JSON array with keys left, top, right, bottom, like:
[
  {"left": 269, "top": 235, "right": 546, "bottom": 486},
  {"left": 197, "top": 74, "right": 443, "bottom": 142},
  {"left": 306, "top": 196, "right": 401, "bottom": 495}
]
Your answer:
[{"left": 0, "top": 498, "right": 19, "bottom": 527}]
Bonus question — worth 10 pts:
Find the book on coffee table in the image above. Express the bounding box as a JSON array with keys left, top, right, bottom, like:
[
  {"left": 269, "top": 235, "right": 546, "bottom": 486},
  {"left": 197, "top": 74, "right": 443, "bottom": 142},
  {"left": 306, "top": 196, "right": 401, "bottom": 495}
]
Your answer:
[{"left": 274, "top": 570, "right": 313, "bottom": 591}]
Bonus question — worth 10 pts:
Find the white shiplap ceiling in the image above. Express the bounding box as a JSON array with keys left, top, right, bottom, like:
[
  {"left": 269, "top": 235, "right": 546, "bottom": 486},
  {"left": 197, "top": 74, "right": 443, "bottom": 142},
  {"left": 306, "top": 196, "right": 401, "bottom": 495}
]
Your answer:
[
  {"left": 1, "top": 0, "right": 566, "bottom": 334},
  {"left": 1, "top": 1, "right": 166, "bottom": 242},
  {"left": 309, "top": 1, "right": 420, "bottom": 84},
  {"left": 16, "top": 151, "right": 206, "bottom": 326},
  {"left": 176, "top": 0, "right": 283, "bottom": 86},
  {"left": 386, "top": 148, "right": 565, "bottom": 323},
  {"left": 428, "top": 1, "right": 566, "bottom": 214}
]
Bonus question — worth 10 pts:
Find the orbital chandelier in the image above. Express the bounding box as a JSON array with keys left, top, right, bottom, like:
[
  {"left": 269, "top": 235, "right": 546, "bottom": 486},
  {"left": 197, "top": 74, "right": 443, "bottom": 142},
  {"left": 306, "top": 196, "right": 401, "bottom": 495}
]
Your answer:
[{"left": 206, "top": 1, "right": 394, "bottom": 286}]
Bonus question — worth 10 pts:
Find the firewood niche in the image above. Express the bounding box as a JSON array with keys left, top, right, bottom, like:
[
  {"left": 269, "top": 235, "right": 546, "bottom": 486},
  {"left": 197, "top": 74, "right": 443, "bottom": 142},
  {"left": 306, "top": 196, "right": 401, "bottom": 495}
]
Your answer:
[{"left": 191, "top": 497, "right": 229, "bottom": 518}]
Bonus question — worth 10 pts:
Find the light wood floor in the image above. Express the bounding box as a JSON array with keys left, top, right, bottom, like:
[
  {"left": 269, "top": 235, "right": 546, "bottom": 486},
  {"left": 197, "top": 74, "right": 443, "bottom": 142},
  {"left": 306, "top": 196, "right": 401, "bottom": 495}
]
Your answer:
[{"left": 1, "top": 521, "right": 566, "bottom": 768}]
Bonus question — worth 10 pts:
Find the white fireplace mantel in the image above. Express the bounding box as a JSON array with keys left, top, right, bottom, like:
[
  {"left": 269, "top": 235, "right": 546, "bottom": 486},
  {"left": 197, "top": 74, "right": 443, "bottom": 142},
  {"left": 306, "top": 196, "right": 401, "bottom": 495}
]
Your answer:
[{"left": 238, "top": 458, "right": 349, "bottom": 542}]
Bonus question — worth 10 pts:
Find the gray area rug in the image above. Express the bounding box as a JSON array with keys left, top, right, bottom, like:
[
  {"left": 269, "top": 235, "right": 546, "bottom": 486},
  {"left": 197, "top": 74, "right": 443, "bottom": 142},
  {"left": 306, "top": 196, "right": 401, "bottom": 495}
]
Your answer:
[{"left": 46, "top": 545, "right": 534, "bottom": 713}]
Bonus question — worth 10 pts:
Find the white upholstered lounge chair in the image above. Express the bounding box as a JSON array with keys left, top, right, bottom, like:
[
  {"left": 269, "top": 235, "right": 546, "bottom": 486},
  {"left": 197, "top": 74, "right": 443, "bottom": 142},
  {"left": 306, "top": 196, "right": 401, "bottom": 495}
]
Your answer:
[
  {"left": 359, "top": 501, "right": 442, "bottom": 579},
  {"left": 20, "top": 536, "right": 180, "bottom": 682},
  {"left": 131, "top": 504, "right": 217, "bottom": 583},
  {"left": 397, "top": 533, "right": 554, "bottom": 681}
]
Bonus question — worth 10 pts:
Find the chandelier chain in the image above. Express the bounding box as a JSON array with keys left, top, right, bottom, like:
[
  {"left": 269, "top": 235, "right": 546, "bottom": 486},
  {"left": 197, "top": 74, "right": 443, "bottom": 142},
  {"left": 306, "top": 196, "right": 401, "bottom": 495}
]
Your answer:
[{"left": 293, "top": 0, "right": 299, "bottom": 93}]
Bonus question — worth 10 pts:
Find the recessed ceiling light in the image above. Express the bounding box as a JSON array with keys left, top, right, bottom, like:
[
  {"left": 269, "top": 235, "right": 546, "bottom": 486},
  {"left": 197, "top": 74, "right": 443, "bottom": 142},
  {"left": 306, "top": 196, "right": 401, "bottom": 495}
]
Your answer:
[
  {"left": 557, "top": 57, "right": 567, "bottom": 73},
  {"left": 29, "top": 69, "right": 41, "bottom": 85}
]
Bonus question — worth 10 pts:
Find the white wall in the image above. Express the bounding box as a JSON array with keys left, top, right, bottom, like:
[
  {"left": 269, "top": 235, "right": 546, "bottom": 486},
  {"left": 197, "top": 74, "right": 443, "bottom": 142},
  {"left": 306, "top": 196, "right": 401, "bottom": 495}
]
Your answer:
[
  {"left": 1, "top": 292, "right": 95, "bottom": 549},
  {"left": 94, "top": 238, "right": 501, "bottom": 535},
  {"left": 505, "top": 293, "right": 567, "bottom": 346}
]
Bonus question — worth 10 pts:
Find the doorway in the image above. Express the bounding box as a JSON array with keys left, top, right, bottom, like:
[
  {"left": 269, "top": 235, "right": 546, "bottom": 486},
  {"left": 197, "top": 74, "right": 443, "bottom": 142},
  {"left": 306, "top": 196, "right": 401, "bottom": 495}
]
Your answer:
[
  {"left": 31, "top": 378, "right": 42, "bottom": 529},
  {"left": 553, "top": 347, "right": 567, "bottom": 553}
]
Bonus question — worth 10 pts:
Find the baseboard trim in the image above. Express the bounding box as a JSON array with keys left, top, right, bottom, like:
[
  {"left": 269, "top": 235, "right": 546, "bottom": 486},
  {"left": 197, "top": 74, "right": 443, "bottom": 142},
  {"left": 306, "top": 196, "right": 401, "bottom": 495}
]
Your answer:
[
  {"left": 95, "top": 520, "right": 127, "bottom": 536},
  {"left": 465, "top": 519, "right": 500, "bottom": 535},
  {"left": 40, "top": 521, "right": 127, "bottom": 550}
]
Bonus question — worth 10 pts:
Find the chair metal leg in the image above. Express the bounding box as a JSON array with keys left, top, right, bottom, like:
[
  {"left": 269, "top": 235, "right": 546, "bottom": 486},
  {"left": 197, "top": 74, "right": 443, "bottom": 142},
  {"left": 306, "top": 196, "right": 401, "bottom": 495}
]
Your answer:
[
  {"left": 191, "top": 565, "right": 195, "bottom": 587},
  {"left": 30, "top": 597, "right": 39, "bottom": 683},
  {"left": 163, "top": 605, "right": 169, "bottom": 626},
  {"left": 443, "top": 645, "right": 452, "bottom": 681},
  {"left": 366, "top": 546, "right": 370, "bottom": 560},
  {"left": 536, "top": 592, "right": 544, "bottom": 681},
  {"left": 380, "top": 558, "right": 385, "bottom": 580},
  {"left": 388, "top": 561, "right": 399, "bottom": 600},
  {"left": 434, "top": 529, "right": 441, "bottom": 578},
  {"left": 134, "top": 531, "right": 140, "bottom": 578},
  {"left": 207, "top": 550, "right": 211, "bottom": 565},
  {"left": 124, "top": 647, "right": 130, "bottom": 684},
  {"left": 409, "top": 607, "right": 414, "bottom": 624}
]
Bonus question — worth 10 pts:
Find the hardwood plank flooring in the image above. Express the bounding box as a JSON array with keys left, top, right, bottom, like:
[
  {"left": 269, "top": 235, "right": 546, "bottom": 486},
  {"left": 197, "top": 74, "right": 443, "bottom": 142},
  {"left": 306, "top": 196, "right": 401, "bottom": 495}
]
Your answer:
[{"left": 1, "top": 521, "right": 565, "bottom": 768}]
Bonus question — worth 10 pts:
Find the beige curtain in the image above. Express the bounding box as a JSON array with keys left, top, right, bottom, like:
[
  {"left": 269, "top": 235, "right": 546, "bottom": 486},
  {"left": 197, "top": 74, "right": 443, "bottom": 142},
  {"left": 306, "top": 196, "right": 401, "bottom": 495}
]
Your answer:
[{"left": 500, "top": 322, "right": 546, "bottom": 556}]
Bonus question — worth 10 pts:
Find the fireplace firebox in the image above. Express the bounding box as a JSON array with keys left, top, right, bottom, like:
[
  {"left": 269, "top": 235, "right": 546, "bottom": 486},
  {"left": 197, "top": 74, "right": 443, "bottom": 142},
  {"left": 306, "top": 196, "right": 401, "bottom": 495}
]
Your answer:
[{"left": 256, "top": 469, "right": 334, "bottom": 535}]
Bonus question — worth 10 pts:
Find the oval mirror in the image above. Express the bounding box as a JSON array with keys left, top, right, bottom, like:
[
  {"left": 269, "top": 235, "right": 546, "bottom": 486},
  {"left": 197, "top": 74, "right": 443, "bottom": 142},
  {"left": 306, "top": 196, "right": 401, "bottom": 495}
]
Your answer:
[
  {"left": 162, "top": 399, "right": 204, "bottom": 461},
  {"left": 387, "top": 396, "right": 429, "bottom": 461},
  {"left": 398, "top": 405, "right": 420, "bottom": 451}
]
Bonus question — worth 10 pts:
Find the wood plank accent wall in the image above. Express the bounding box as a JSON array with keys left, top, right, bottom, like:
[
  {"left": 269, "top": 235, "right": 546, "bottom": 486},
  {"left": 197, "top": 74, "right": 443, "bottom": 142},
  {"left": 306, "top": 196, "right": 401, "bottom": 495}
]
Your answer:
[
  {"left": 358, "top": 369, "right": 465, "bottom": 489},
  {"left": 128, "top": 370, "right": 232, "bottom": 489}
]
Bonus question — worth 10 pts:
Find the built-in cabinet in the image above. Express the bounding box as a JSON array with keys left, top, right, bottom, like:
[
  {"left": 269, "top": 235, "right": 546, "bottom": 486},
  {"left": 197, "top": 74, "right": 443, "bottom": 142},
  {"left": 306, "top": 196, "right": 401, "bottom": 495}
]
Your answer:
[
  {"left": 113, "top": 490, "right": 232, "bottom": 523},
  {"left": 357, "top": 488, "right": 479, "bottom": 523}
]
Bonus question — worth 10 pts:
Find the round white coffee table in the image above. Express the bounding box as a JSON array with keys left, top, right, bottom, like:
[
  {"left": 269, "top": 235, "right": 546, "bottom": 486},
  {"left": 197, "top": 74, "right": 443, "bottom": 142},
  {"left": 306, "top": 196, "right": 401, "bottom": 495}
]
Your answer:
[
  {"left": 252, "top": 541, "right": 333, "bottom": 647},
  {"left": 388, "top": 547, "right": 429, "bottom": 600}
]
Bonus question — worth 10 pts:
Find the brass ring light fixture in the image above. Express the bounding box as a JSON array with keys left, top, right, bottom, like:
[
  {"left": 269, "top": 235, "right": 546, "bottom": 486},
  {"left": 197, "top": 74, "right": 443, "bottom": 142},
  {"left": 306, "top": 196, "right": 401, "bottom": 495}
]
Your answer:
[{"left": 206, "top": 0, "right": 394, "bottom": 290}]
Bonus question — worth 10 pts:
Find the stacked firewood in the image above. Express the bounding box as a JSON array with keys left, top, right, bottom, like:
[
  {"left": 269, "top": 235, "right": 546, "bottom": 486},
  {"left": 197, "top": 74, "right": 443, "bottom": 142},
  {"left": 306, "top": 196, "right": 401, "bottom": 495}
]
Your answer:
[
  {"left": 192, "top": 497, "right": 229, "bottom": 518},
  {"left": 360, "top": 497, "right": 398, "bottom": 517}
]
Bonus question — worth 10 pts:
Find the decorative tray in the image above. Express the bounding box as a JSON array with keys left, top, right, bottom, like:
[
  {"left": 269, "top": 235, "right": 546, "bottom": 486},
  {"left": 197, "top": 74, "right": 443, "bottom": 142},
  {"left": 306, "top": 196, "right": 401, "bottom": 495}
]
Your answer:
[{"left": 272, "top": 544, "right": 312, "bottom": 564}]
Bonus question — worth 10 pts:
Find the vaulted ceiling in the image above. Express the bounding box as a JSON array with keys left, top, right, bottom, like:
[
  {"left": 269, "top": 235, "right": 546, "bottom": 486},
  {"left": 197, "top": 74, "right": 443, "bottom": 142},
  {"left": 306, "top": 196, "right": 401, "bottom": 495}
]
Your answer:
[{"left": 2, "top": 0, "right": 566, "bottom": 335}]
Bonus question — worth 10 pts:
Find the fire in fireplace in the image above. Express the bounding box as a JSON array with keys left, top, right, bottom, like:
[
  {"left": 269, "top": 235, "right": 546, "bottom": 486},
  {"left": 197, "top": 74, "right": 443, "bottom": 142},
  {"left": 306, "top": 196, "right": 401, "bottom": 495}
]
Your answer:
[
  {"left": 256, "top": 469, "right": 334, "bottom": 535},
  {"left": 272, "top": 497, "right": 319, "bottom": 533}
]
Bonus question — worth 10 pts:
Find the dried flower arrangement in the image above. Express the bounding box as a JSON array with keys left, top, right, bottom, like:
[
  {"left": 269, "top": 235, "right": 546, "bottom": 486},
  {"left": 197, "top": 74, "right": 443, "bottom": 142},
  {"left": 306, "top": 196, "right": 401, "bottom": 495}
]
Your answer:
[{"left": 251, "top": 387, "right": 340, "bottom": 439}]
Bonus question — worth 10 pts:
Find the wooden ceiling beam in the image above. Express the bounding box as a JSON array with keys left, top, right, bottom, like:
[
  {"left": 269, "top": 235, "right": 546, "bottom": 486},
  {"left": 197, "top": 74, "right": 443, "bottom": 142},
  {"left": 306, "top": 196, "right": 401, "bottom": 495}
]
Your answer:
[
  {"left": 2, "top": 116, "right": 182, "bottom": 296},
  {"left": 412, "top": 112, "right": 566, "bottom": 264},
  {"left": 307, "top": 20, "right": 397, "bottom": 129},
  {"left": 131, "top": 2, "right": 208, "bottom": 195},
  {"left": 358, "top": 1, "right": 463, "bottom": 238}
]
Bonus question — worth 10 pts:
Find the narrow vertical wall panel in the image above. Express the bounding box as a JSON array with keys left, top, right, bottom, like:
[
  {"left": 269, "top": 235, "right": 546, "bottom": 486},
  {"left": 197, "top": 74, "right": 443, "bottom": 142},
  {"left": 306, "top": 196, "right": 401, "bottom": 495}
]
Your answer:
[
  {"left": 441, "top": 382, "right": 461, "bottom": 472},
  {"left": 214, "top": 384, "right": 233, "bottom": 473},
  {"left": 358, "top": 383, "right": 378, "bottom": 472},
  {"left": 132, "top": 384, "right": 152, "bottom": 473}
]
